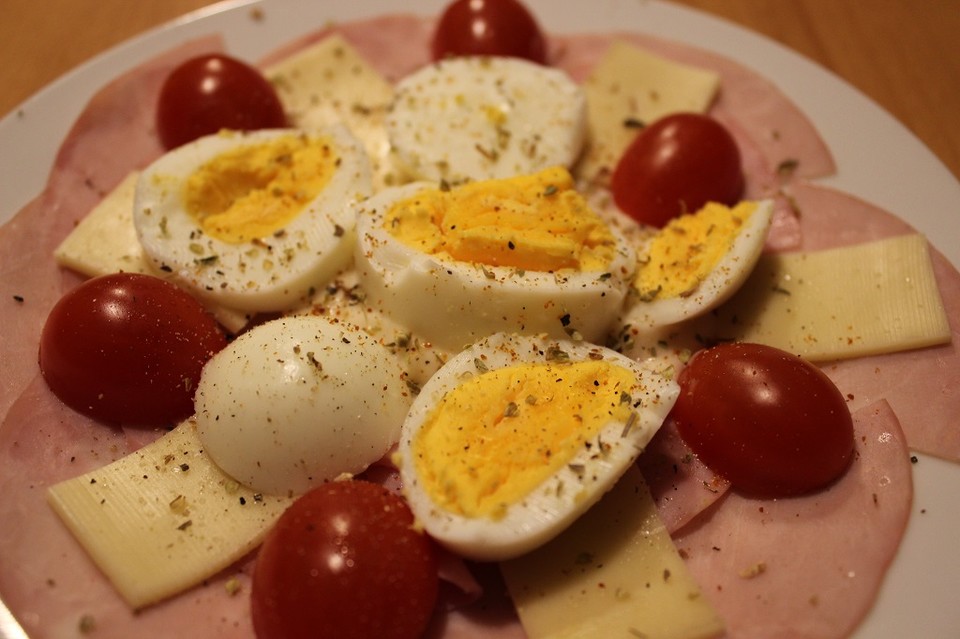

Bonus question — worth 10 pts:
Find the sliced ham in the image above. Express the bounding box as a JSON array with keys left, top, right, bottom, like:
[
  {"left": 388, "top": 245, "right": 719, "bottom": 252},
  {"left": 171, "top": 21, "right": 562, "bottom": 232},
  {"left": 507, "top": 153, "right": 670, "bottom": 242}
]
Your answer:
[
  {"left": 550, "top": 31, "right": 836, "bottom": 183},
  {"left": 786, "top": 182, "right": 960, "bottom": 461},
  {"left": 675, "top": 400, "right": 913, "bottom": 639},
  {"left": 637, "top": 419, "right": 731, "bottom": 534},
  {"left": 0, "top": 376, "right": 253, "bottom": 639},
  {"left": 0, "top": 36, "right": 225, "bottom": 425}
]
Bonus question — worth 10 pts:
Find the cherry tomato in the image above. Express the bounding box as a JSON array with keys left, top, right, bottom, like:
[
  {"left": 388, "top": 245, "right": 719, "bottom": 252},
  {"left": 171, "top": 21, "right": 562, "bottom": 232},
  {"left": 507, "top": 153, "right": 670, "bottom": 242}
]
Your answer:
[
  {"left": 251, "top": 481, "right": 438, "bottom": 639},
  {"left": 611, "top": 113, "right": 745, "bottom": 228},
  {"left": 38, "top": 273, "right": 227, "bottom": 426},
  {"left": 432, "top": 0, "right": 547, "bottom": 63},
  {"left": 156, "top": 53, "right": 287, "bottom": 149},
  {"left": 671, "top": 343, "right": 854, "bottom": 498}
]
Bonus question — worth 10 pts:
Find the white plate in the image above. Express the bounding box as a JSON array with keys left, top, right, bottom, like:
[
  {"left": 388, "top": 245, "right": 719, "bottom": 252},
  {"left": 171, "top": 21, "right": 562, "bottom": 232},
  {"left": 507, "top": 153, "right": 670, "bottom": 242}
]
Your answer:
[{"left": 1, "top": 1, "right": 958, "bottom": 638}]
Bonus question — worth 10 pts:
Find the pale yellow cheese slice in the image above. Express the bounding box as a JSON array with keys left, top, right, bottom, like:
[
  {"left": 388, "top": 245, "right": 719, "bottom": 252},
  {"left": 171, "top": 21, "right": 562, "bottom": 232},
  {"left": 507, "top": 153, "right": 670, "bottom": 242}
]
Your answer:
[
  {"left": 53, "top": 172, "right": 251, "bottom": 332},
  {"left": 54, "top": 171, "right": 150, "bottom": 277},
  {"left": 577, "top": 41, "right": 720, "bottom": 184},
  {"left": 47, "top": 420, "right": 293, "bottom": 609},
  {"left": 264, "top": 33, "right": 400, "bottom": 189},
  {"left": 501, "top": 465, "right": 724, "bottom": 639},
  {"left": 699, "top": 234, "right": 952, "bottom": 361}
]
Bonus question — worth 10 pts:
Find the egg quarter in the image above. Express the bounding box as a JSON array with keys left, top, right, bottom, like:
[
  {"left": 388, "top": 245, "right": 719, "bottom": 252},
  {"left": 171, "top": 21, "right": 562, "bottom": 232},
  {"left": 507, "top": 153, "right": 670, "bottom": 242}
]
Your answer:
[
  {"left": 133, "top": 126, "right": 373, "bottom": 313},
  {"left": 395, "top": 332, "right": 680, "bottom": 561},
  {"left": 619, "top": 199, "right": 774, "bottom": 334}
]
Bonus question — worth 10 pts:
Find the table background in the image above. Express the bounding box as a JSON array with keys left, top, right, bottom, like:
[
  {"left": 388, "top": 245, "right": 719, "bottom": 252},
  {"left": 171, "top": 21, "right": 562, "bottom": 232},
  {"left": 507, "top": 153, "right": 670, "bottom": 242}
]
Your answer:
[{"left": 2, "top": 0, "right": 959, "bottom": 181}]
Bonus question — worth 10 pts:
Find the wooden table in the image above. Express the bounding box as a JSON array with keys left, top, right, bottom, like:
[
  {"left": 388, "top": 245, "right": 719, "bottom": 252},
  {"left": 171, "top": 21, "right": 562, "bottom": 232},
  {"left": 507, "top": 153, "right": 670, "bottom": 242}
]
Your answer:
[{"left": 2, "top": 0, "right": 959, "bottom": 181}]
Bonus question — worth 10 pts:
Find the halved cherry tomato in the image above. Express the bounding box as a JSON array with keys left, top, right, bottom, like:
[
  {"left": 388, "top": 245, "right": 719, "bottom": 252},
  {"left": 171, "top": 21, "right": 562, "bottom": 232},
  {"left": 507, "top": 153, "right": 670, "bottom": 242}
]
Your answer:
[
  {"left": 156, "top": 53, "right": 287, "bottom": 149},
  {"left": 611, "top": 113, "right": 744, "bottom": 228},
  {"left": 251, "top": 481, "right": 438, "bottom": 639},
  {"left": 38, "top": 273, "right": 227, "bottom": 426},
  {"left": 432, "top": 0, "right": 547, "bottom": 63},
  {"left": 671, "top": 342, "right": 854, "bottom": 497}
]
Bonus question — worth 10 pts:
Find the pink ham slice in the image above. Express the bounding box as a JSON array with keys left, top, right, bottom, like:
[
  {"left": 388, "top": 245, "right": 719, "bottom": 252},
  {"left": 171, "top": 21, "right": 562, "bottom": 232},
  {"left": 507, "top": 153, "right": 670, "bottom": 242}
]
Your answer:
[
  {"left": 0, "top": 376, "right": 254, "bottom": 639},
  {"left": 786, "top": 181, "right": 960, "bottom": 461},
  {"left": 0, "top": 35, "right": 225, "bottom": 425},
  {"left": 550, "top": 31, "right": 836, "bottom": 182},
  {"left": 675, "top": 400, "right": 913, "bottom": 639},
  {"left": 638, "top": 419, "right": 731, "bottom": 534}
]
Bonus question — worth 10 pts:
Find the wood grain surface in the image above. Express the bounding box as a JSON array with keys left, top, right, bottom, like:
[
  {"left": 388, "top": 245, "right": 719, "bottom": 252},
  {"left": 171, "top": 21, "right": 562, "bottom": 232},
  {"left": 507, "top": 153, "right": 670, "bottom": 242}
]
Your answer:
[{"left": 2, "top": 0, "right": 958, "bottom": 180}]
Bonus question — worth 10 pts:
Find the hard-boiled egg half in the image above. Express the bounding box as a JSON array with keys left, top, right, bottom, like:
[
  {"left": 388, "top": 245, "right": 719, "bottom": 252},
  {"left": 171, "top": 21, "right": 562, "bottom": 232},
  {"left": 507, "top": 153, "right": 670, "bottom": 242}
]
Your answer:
[
  {"left": 194, "top": 315, "right": 413, "bottom": 495},
  {"left": 386, "top": 56, "right": 587, "bottom": 184},
  {"left": 354, "top": 166, "right": 637, "bottom": 353},
  {"left": 395, "top": 331, "right": 679, "bottom": 561},
  {"left": 133, "top": 125, "right": 372, "bottom": 312},
  {"left": 621, "top": 199, "right": 773, "bottom": 331}
]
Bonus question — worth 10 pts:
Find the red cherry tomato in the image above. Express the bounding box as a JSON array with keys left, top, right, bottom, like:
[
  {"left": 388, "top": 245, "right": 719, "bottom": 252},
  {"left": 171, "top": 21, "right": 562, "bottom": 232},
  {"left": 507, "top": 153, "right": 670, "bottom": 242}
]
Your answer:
[
  {"left": 671, "top": 343, "right": 854, "bottom": 498},
  {"left": 432, "top": 0, "right": 547, "bottom": 63},
  {"left": 38, "top": 273, "right": 227, "bottom": 426},
  {"left": 156, "top": 53, "right": 287, "bottom": 149},
  {"left": 251, "top": 481, "right": 438, "bottom": 639},
  {"left": 611, "top": 113, "right": 745, "bottom": 228}
]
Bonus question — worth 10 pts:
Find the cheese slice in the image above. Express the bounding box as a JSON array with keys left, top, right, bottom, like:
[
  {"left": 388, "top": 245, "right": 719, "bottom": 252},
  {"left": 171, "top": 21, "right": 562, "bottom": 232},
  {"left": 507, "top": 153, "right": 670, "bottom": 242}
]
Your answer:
[
  {"left": 52, "top": 171, "right": 251, "bottom": 332},
  {"left": 577, "top": 40, "right": 720, "bottom": 184},
  {"left": 501, "top": 465, "right": 723, "bottom": 639},
  {"left": 698, "top": 234, "right": 952, "bottom": 361},
  {"left": 54, "top": 171, "right": 149, "bottom": 277},
  {"left": 265, "top": 33, "right": 399, "bottom": 189},
  {"left": 47, "top": 420, "right": 293, "bottom": 609}
]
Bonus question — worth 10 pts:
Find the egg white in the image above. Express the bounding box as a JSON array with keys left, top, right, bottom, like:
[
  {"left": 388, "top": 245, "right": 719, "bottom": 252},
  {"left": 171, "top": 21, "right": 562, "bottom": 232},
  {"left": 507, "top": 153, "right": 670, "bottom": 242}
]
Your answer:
[
  {"left": 133, "top": 126, "right": 372, "bottom": 313},
  {"left": 620, "top": 198, "right": 774, "bottom": 331},
  {"left": 194, "top": 315, "right": 413, "bottom": 496},
  {"left": 353, "top": 182, "right": 637, "bottom": 353},
  {"left": 386, "top": 56, "right": 587, "bottom": 184},
  {"left": 395, "top": 332, "right": 679, "bottom": 561}
]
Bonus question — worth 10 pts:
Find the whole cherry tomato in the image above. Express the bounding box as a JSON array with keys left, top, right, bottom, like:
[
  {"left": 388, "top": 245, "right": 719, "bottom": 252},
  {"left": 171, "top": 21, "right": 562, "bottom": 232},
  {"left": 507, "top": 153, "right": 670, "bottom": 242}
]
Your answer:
[
  {"left": 38, "top": 273, "right": 227, "bottom": 426},
  {"left": 251, "top": 481, "right": 438, "bottom": 639},
  {"left": 432, "top": 0, "right": 547, "bottom": 63},
  {"left": 671, "top": 342, "right": 854, "bottom": 497},
  {"left": 611, "top": 113, "right": 745, "bottom": 228},
  {"left": 156, "top": 53, "right": 287, "bottom": 149}
]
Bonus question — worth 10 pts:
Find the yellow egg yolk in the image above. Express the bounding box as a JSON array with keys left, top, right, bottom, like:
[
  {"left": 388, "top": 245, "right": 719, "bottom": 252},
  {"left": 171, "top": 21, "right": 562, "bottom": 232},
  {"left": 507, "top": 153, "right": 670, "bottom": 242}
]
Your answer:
[
  {"left": 412, "top": 359, "right": 637, "bottom": 520},
  {"left": 181, "top": 133, "right": 338, "bottom": 243},
  {"left": 384, "top": 167, "right": 617, "bottom": 272},
  {"left": 635, "top": 201, "right": 757, "bottom": 300}
]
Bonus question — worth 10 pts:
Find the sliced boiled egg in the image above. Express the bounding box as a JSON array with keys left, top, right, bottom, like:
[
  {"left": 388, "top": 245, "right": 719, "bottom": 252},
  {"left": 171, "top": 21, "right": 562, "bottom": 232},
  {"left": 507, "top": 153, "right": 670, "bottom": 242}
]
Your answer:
[
  {"left": 133, "top": 126, "right": 372, "bottom": 312},
  {"left": 620, "top": 199, "right": 773, "bottom": 330},
  {"left": 354, "top": 167, "right": 636, "bottom": 353},
  {"left": 395, "top": 331, "right": 679, "bottom": 561},
  {"left": 386, "top": 56, "right": 586, "bottom": 184},
  {"left": 194, "top": 315, "right": 412, "bottom": 496}
]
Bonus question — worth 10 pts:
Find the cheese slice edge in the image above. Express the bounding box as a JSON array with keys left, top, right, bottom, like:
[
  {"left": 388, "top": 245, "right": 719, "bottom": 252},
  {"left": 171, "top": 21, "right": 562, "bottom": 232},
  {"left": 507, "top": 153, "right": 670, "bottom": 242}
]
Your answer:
[
  {"left": 47, "top": 420, "right": 293, "bottom": 609},
  {"left": 501, "top": 465, "right": 724, "bottom": 639}
]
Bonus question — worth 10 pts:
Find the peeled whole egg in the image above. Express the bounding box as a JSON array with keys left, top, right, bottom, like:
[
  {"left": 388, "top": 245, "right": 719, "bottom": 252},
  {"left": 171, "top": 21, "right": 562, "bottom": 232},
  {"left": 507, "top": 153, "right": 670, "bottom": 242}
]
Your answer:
[
  {"left": 194, "top": 315, "right": 413, "bottom": 495},
  {"left": 395, "top": 331, "right": 679, "bottom": 561},
  {"left": 133, "top": 126, "right": 372, "bottom": 312}
]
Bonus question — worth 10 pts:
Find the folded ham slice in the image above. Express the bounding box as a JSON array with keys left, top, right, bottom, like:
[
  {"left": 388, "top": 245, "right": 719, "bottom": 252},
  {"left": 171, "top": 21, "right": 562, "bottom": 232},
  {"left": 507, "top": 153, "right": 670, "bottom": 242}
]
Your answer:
[
  {"left": 0, "top": 35, "right": 225, "bottom": 425},
  {"left": 675, "top": 400, "right": 913, "bottom": 639},
  {"left": 787, "top": 181, "right": 960, "bottom": 462}
]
